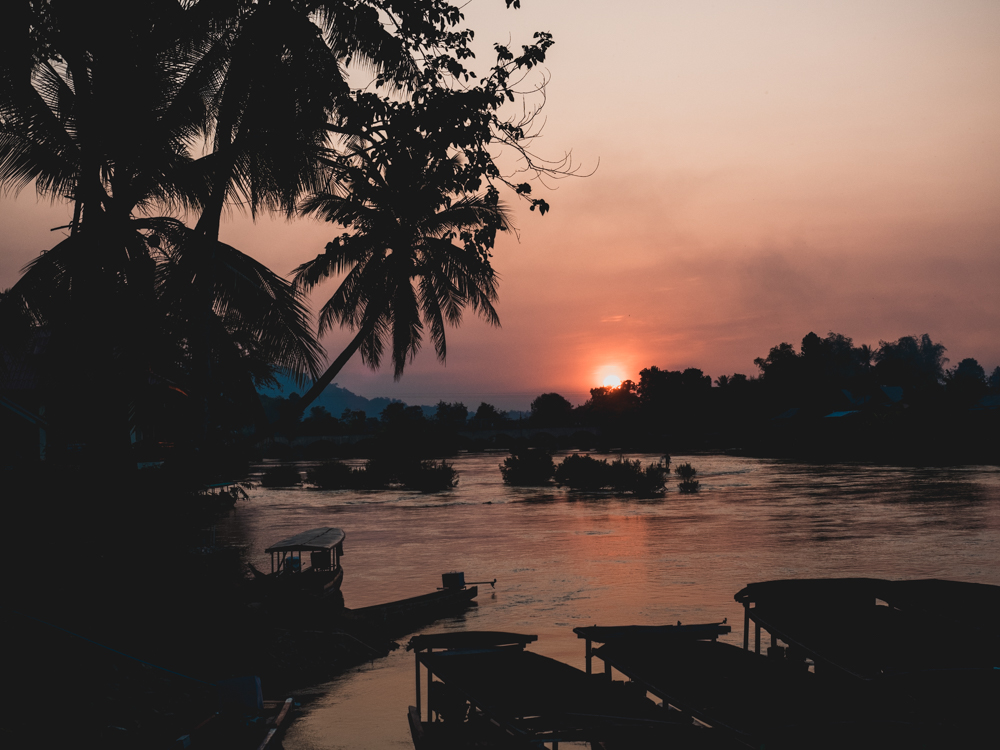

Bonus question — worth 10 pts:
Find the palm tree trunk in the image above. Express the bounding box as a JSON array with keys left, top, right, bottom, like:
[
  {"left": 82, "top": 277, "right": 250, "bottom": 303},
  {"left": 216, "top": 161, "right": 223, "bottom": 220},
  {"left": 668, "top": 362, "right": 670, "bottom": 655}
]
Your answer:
[
  {"left": 289, "top": 319, "right": 378, "bottom": 421},
  {"left": 190, "top": 154, "right": 234, "bottom": 446}
]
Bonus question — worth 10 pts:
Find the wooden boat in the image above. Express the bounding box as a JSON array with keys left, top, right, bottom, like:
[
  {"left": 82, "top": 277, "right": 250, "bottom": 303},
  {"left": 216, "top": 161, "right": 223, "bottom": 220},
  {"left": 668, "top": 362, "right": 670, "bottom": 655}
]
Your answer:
[
  {"left": 734, "top": 577, "right": 1000, "bottom": 676},
  {"left": 179, "top": 697, "right": 294, "bottom": 750},
  {"left": 578, "top": 623, "right": 852, "bottom": 748},
  {"left": 346, "top": 586, "right": 478, "bottom": 626},
  {"left": 256, "top": 697, "right": 294, "bottom": 750},
  {"left": 731, "top": 577, "right": 1000, "bottom": 746},
  {"left": 256, "top": 527, "right": 346, "bottom": 601},
  {"left": 340, "top": 573, "right": 480, "bottom": 640},
  {"left": 574, "top": 622, "right": 730, "bottom": 677},
  {"left": 572, "top": 579, "right": 1000, "bottom": 748},
  {"left": 406, "top": 631, "right": 715, "bottom": 749}
]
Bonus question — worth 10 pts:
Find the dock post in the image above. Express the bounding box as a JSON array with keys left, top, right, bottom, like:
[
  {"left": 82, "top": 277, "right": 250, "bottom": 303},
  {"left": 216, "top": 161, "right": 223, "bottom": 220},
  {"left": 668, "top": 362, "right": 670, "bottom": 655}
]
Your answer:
[
  {"left": 743, "top": 604, "right": 749, "bottom": 650},
  {"left": 754, "top": 622, "right": 761, "bottom": 654}
]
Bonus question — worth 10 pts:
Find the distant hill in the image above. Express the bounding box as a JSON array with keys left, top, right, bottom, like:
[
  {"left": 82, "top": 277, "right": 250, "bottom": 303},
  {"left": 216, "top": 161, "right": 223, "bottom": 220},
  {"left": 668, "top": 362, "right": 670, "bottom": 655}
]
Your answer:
[{"left": 258, "top": 373, "right": 433, "bottom": 419}]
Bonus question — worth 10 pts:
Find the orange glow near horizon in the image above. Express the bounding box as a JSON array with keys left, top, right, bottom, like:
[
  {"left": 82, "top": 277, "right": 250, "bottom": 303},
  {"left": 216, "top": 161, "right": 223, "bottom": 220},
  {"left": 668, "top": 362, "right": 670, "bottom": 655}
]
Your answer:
[{"left": 602, "top": 373, "right": 623, "bottom": 388}]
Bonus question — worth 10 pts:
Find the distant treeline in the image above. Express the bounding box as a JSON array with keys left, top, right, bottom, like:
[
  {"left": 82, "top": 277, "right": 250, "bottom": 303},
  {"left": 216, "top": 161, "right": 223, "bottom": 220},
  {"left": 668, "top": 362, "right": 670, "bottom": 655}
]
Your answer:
[{"left": 262, "top": 332, "right": 999, "bottom": 464}]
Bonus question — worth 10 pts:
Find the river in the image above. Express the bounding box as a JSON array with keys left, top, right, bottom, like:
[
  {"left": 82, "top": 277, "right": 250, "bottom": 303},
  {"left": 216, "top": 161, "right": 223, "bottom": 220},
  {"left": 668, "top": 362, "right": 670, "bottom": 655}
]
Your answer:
[{"left": 216, "top": 453, "right": 1000, "bottom": 749}]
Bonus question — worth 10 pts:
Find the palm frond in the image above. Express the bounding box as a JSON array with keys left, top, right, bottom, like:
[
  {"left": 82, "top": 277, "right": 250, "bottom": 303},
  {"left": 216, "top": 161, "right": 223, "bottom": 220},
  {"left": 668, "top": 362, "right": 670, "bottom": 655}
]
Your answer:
[{"left": 164, "top": 231, "right": 324, "bottom": 382}]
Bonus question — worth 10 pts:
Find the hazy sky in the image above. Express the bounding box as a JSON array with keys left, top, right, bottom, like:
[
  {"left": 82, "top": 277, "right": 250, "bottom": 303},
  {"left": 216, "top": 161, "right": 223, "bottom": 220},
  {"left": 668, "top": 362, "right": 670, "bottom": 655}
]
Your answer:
[{"left": 2, "top": 0, "right": 998, "bottom": 410}]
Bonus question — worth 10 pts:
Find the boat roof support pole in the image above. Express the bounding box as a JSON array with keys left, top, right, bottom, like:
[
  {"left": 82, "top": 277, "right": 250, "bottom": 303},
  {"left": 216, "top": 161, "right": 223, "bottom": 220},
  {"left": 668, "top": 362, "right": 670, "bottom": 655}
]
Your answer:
[
  {"left": 427, "top": 659, "right": 433, "bottom": 722},
  {"left": 584, "top": 638, "right": 592, "bottom": 675},
  {"left": 415, "top": 651, "right": 421, "bottom": 719},
  {"left": 743, "top": 603, "right": 750, "bottom": 650},
  {"left": 754, "top": 620, "right": 761, "bottom": 655}
]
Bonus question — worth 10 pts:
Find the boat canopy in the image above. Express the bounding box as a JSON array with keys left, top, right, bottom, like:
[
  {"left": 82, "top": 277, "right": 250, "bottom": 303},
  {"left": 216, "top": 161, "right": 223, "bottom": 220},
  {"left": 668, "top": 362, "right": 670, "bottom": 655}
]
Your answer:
[{"left": 265, "top": 527, "right": 345, "bottom": 554}]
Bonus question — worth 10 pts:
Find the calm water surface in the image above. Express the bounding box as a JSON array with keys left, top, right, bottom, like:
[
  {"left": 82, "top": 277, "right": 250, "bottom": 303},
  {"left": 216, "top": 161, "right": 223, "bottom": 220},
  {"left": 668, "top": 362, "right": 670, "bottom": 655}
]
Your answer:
[{"left": 217, "top": 453, "right": 1000, "bottom": 749}]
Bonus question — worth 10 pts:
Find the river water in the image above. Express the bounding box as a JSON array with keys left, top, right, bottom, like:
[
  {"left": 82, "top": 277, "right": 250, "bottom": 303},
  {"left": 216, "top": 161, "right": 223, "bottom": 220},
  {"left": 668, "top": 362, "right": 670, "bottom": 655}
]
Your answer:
[{"left": 216, "top": 453, "right": 1000, "bottom": 749}]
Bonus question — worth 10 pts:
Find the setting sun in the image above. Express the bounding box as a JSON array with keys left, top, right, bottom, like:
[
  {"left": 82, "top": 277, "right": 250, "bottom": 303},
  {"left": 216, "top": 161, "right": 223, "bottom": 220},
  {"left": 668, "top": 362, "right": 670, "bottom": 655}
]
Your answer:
[{"left": 602, "top": 374, "right": 622, "bottom": 388}]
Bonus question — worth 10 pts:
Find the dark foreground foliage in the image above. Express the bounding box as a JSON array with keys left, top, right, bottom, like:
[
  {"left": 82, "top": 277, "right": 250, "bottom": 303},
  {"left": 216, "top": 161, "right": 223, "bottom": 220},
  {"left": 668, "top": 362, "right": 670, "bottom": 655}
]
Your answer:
[{"left": 4, "top": 466, "right": 410, "bottom": 749}]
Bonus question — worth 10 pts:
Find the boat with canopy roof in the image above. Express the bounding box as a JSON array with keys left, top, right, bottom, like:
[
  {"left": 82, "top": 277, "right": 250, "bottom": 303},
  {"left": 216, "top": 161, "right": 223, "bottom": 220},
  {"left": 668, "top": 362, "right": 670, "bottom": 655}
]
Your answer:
[{"left": 257, "top": 527, "right": 346, "bottom": 600}]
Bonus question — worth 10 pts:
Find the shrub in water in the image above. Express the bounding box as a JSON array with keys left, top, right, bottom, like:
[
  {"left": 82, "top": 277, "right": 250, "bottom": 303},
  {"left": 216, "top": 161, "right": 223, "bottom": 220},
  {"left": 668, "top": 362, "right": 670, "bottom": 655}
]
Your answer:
[
  {"left": 499, "top": 450, "right": 556, "bottom": 486},
  {"left": 308, "top": 457, "right": 458, "bottom": 492},
  {"left": 358, "top": 458, "right": 395, "bottom": 489},
  {"left": 608, "top": 456, "right": 668, "bottom": 496},
  {"left": 554, "top": 453, "right": 613, "bottom": 490},
  {"left": 620, "top": 458, "right": 669, "bottom": 497},
  {"left": 259, "top": 464, "right": 302, "bottom": 487},
  {"left": 401, "top": 460, "right": 459, "bottom": 492},
  {"left": 307, "top": 460, "right": 368, "bottom": 489},
  {"left": 554, "top": 454, "right": 667, "bottom": 495},
  {"left": 674, "top": 462, "right": 701, "bottom": 493}
]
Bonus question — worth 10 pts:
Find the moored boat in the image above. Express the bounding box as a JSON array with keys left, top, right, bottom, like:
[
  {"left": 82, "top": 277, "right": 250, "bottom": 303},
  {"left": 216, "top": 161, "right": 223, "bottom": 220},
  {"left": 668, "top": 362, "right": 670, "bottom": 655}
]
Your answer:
[
  {"left": 340, "top": 572, "right": 481, "bottom": 642},
  {"left": 732, "top": 577, "right": 1000, "bottom": 745},
  {"left": 255, "top": 527, "right": 346, "bottom": 602},
  {"left": 346, "top": 585, "right": 478, "bottom": 627},
  {"left": 577, "top": 578, "right": 1000, "bottom": 748},
  {"left": 406, "top": 630, "right": 716, "bottom": 749},
  {"left": 401, "top": 578, "right": 1000, "bottom": 748}
]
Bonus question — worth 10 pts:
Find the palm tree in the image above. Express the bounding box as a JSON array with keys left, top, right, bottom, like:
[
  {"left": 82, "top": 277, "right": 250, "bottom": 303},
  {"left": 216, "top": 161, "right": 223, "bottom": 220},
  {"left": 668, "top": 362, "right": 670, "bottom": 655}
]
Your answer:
[
  {"left": 186, "top": 0, "right": 416, "bottom": 240},
  {"left": 290, "top": 139, "right": 512, "bottom": 416},
  {"left": 172, "top": 0, "right": 419, "bottom": 439},
  {"left": 0, "top": 1, "right": 324, "bottom": 457},
  {"left": 2, "top": 0, "right": 558, "bottom": 454}
]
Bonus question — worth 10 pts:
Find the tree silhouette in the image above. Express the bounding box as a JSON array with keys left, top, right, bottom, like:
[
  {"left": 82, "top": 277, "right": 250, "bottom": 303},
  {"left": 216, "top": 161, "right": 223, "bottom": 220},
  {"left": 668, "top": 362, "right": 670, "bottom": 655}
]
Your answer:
[
  {"left": 874, "top": 334, "right": 948, "bottom": 397},
  {"left": 287, "top": 5, "right": 567, "bottom": 416},
  {"left": 434, "top": 401, "right": 469, "bottom": 429},
  {"left": 473, "top": 402, "right": 508, "bottom": 428},
  {"left": 989, "top": 367, "right": 1000, "bottom": 392},
  {"left": 291, "top": 141, "right": 511, "bottom": 416},
  {"left": 945, "top": 357, "right": 987, "bottom": 407},
  {"left": 530, "top": 392, "right": 574, "bottom": 427},
  {"left": 0, "top": 1, "right": 322, "bottom": 459},
  {"left": 1, "top": 1, "right": 565, "bottom": 461}
]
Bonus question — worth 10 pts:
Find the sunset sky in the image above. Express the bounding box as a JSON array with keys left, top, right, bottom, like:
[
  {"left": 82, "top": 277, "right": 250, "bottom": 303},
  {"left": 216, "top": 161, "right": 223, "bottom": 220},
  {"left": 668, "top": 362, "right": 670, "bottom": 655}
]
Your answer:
[{"left": 2, "top": 0, "right": 998, "bottom": 410}]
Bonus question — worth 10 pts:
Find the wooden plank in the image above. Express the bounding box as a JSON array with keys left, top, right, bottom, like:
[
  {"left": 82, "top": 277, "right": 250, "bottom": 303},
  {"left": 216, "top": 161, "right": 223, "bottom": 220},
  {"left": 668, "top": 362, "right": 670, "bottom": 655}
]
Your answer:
[
  {"left": 255, "top": 728, "right": 277, "bottom": 750},
  {"left": 407, "top": 705, "right": 426, "bottom": 748},
  {"left": 274, "top": 697, "right": 293, "bottom": 727}
]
